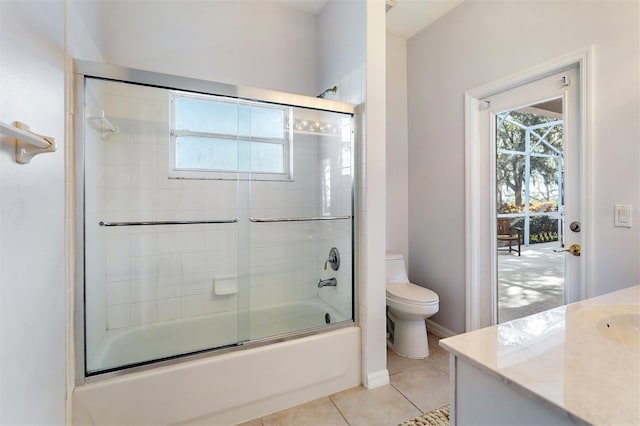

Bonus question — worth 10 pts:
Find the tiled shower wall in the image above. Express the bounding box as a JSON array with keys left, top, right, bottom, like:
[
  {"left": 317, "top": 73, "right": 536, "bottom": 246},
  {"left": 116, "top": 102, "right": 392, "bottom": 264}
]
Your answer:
[{"left": 84, "top": 80, "right": 354, "bottom": 358}]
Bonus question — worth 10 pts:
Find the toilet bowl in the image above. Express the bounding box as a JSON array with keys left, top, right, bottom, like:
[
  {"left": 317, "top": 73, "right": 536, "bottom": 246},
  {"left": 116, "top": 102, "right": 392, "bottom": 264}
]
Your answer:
[{"left": 386, "top": 253, "right": 439, "bottom": 359}]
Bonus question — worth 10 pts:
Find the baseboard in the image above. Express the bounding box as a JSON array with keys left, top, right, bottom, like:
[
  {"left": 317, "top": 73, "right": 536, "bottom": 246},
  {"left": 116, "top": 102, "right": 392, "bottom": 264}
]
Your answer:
[
  {"left": 363, "top": 368, "right": 390, "bottom": 389},
  {"left": 426, "top": 319, "right": 456, "bottom": 338}
]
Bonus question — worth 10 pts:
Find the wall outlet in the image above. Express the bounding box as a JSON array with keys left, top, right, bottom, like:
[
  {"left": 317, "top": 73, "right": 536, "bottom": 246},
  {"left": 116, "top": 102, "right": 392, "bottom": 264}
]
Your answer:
[{"left": 614, "top": 204, "right": 632, "bottom": 228}]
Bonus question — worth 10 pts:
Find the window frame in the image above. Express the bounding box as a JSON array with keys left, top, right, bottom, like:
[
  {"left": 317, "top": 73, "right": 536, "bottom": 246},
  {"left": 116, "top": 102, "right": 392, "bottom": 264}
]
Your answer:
[{"left": 169, "top": 92, "right": 292, "bottom": 181}]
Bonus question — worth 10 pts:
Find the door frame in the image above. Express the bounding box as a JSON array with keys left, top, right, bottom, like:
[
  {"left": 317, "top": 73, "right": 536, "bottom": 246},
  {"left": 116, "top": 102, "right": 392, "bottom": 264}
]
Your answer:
[{"left": 464, "top": 47, "right": 594, "bottom": 331}]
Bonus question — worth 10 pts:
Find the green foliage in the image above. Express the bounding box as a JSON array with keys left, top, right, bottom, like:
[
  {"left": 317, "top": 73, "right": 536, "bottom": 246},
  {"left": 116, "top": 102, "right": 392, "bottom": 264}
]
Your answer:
[
  {"left": 497, "top": 201, "right": 557, "bottom": 214},
  {"left": 510, "top": 216, "right": 559, "bottom": 244}
]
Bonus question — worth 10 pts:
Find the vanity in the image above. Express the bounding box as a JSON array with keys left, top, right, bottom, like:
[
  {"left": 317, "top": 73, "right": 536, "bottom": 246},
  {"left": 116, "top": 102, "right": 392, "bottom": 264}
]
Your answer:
[{"left": 440, "top": 285, "right": 640, "bottom": 425}]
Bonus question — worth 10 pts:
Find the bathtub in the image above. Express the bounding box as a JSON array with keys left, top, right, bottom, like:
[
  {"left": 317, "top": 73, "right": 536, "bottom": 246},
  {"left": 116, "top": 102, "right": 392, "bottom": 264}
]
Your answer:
[
  {"left": 74, "top": 300, "right": 360, "bottom": 426},
  {"left": 71, "top": 325, "right": 362, "bottom": 426},
  {"left": 88, "top": 298, "right": 349, "bottom": 373}
]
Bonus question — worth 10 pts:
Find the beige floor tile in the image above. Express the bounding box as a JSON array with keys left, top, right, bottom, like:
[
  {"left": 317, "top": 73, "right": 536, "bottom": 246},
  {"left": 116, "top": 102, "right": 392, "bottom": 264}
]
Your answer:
[
  {"left": 425, "top": 353, "right": 450, "bottom": 374},
  {"left": 389, "top": 367, "right": 450, "bottom": 413},
  {"left": 427, "top": 333, "right": 449, "bottom": 359},
  {"left": 388, "top": 332, "right": 449, "bottom": 375},
  {"left": 330, "top": 385, "right": 421, "bottom": 426},
  {"left": 235, "top": 418, "right": 263, "bottom": 426},
  {"left": 387, "top": 347, "right": 425, "bottom": 375},
  {"left": 425, "top": 332, "right": 451, "bottom": 374},
  {"left": 261, "top": 397, "right": 348, "bottom": 426}
]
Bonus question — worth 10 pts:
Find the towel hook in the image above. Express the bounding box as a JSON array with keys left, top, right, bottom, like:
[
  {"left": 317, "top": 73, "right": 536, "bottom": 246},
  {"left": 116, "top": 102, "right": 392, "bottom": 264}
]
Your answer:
[{"left": 0, "top": 120, "right": 57, "bottom": 164}]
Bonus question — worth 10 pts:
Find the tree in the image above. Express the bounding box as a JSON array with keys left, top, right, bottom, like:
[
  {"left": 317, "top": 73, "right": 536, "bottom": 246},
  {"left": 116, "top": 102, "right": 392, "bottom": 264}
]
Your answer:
[{"left": 496, "top": 110, "right": 562, "bottom": 212}]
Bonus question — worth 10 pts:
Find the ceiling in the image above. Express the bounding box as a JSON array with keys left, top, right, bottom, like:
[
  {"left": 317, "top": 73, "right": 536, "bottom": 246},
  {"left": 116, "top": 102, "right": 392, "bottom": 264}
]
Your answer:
[
  {"left": 272, "top": 0, "right": 329, "bottom": 15},
  {"left": 277, "top": 0, "right": 463, "bottom": 40},
  {"left": 386, "top": 0, "right": 463, "bottom": 39}
]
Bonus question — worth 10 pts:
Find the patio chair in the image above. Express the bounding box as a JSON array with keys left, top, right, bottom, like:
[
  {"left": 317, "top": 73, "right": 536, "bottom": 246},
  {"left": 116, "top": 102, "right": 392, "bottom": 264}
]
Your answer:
[{"left": 497, "top": 218, "right": 522, "bottom": 256}]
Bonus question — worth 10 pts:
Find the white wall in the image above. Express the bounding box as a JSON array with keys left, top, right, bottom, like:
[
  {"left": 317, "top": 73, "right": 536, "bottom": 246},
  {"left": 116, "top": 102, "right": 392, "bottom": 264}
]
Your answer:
[
  {"left": 361, "top": 0, "right": 388, "bottom": 388},
  {"left": 0, "top": 1, "right": 66, "bottom": 423},
  {"left": 315, "top": 0, "right": 391, "bottom": 388},
  {"left": 385, "top": 34, "right": 409, "bottom": 261},
  {"left": 74, "top": 0, "right": 319, "bottom": 96},
  {"left": 314, "top": 0, "right": 390, "bottom": 388},
  {"left": 407, "top": 0, "right": 640, "bottom": 334},
  {"left": 316, "top": 0, "right": 367, "bottom": 96}
]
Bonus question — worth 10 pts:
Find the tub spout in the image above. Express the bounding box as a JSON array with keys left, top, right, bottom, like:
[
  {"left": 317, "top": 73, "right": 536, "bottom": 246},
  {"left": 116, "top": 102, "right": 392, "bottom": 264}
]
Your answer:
[{"left": 318, "top": 277, "right": 337, "bottom": 288}]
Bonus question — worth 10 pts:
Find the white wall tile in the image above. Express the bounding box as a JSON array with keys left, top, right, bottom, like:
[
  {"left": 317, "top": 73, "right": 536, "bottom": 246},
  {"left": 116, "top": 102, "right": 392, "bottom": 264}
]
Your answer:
[
  {"left": 205, "top": 229, "right": 227, "bottom": 250},
  {"left": 130, "top": 278, "right": 157, "bottom": 302},
  {"left": 157, "top": 275, "right": 182, "bottom": 299},
  {"left": 129, "top": 301, "right": 157, "bottom": 326},
  {"left": 180, "top": 189, "right": 206, "bottom": 211},
  {"left": 180, "top": 231, "right": 206, "bottom": 252},
  {"left": 130, "top": 256, "right": 157, "bottom": 280},
  {"left": 157, "top": 231, "right": 180, "bottom": 255},
  {"left": 157, "top": 298, "right": 181, "bottom": 321},
  {"left": 182, "top": 252, "right": 208, "bottom": 275},
  {"left": 182, "top": 294, "right": 207, "bottom": 317},
  {"left": 157, "top": 254, "right": 182, "bottom": 277},
  {"left": 156, "top": 189, "right": 181, "bottom": 211},
  {"left": 107, "top": 304, "right": 130, "bottom": 329},
  {"left": 101, "top": 188, "right": 131, "bottom": 214},
  {"left": 105, "top": 251, "right": 130, "bottom": 282},
  {"left": 129, "top": 232, "right": 156, "bottom": 257},
  {"left": 107, "top": 281, "right": 130, "bottom": 306},
  {"left": 181, "top": 273, "right": 213, "bottom": 296}
]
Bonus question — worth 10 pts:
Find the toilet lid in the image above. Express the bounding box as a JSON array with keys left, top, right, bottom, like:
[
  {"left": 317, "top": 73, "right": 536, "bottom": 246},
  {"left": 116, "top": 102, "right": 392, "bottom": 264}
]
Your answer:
[{"left": 387, "top": 282, "right": 439, "bottom": 305}]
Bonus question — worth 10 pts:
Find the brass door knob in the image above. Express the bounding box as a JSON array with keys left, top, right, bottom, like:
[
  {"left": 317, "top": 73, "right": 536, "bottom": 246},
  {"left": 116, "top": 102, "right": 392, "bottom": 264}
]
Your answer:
[{"left": 553, "top": 244, "right": 581, "bottom": 256}]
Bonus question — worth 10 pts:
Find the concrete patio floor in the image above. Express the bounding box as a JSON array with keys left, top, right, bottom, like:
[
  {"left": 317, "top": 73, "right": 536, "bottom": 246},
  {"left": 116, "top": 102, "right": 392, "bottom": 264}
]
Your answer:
[{"left": 498, "top": 241, "right": 565, "bottom": 323}]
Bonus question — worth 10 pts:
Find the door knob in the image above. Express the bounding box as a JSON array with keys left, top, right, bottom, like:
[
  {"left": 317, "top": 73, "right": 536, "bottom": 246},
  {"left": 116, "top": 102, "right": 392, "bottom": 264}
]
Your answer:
[{"left": 554, "top": 243, "right": 581, "bottom": 256}]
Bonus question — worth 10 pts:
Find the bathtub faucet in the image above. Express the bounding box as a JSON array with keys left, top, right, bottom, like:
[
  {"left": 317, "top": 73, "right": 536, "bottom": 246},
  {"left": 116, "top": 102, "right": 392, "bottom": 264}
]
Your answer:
[{"left": 318, "top": 277, "right": 337, "bottom": 288}]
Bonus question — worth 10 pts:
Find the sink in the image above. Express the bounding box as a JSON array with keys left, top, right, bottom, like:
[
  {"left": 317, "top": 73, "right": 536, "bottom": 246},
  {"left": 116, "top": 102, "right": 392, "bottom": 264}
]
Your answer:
[
  {"left": 596, "top": 313, "right": 640, "bottom": 349},
  {"left": 580, "top": 305, "right": 640, "bottom": 349}
]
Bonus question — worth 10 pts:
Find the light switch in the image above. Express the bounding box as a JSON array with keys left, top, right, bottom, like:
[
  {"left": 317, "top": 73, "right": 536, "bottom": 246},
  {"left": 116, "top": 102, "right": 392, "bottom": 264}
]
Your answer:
[{"left": 614, "top": 204, "right": 632, "bottom": 228}]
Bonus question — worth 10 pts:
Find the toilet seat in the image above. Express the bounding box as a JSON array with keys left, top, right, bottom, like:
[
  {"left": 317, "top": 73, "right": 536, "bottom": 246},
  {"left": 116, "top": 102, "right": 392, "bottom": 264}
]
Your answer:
[{"left": 386, "top": 282, "right": 439, "bottom": 306}]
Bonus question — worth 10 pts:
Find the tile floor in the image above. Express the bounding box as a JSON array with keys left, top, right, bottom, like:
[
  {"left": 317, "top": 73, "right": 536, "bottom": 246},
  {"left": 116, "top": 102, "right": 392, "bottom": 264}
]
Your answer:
[{"left": 237, "top": 333, "right": 450, "bottom": 426}]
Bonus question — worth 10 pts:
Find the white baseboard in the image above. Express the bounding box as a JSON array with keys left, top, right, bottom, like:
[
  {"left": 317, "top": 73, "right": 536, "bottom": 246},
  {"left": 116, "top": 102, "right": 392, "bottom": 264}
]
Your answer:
[
  {"left": 426, "top": 319, "right": 456, "bottom": 338},
  {"left": 363, "top": 368, "right": 390, "bottom": 389}
]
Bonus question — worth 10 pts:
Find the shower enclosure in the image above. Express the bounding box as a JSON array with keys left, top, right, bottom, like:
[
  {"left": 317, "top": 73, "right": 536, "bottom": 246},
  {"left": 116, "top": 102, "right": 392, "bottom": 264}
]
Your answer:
[{"left": 75, "top": 62, "right": 355, "bottom": 376}]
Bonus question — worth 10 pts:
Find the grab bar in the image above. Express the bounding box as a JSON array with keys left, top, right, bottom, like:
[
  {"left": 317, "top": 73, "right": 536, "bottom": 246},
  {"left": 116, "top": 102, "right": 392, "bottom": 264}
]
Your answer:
[
  {"left": 249, "top": 216, "right": 351, "bottom": 223},
  {"left": 99, "top": 219, "right": 238, "bottom": 227}
]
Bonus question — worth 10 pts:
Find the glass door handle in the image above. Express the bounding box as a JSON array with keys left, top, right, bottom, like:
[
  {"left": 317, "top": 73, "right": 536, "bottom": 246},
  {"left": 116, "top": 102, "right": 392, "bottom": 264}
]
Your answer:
[{"left": 554, "top": 244, "right": 581, "bottom": 256}]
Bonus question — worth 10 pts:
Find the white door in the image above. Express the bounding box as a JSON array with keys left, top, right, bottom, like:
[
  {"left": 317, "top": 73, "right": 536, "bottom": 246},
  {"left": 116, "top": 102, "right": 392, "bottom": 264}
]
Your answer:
[{"left": 478, "top": 68, "right": 584, "bottom": 324}]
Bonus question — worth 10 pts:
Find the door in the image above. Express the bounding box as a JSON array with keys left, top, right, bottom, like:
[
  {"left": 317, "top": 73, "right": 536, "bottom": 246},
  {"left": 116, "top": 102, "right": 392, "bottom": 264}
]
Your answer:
[{"left": 480, "top": 68, "right": 583, "bottom": 324}]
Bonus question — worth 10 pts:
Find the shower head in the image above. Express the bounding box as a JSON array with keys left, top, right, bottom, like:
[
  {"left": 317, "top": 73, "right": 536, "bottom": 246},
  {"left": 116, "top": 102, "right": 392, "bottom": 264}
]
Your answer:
[{"left": 317, "top": 85, "right": 337, "bottom": 99}]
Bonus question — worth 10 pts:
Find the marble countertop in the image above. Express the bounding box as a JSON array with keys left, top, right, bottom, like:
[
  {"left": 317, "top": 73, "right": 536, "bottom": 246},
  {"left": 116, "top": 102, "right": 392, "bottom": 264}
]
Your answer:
[{"left": 440, "top": 285, "right": 640, "bottom": 425}]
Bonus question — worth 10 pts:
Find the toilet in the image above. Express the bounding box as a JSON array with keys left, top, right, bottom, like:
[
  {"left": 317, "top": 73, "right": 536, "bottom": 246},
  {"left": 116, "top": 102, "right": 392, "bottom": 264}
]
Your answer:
[{"left": 386, "top": 253, "right": 439, "bottom": 359}]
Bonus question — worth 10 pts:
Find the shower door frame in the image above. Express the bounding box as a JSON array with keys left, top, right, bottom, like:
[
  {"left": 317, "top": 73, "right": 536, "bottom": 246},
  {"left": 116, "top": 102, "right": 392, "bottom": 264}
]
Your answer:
[{"left": 73, "top": 60, "right": 358, "bottom": 384}]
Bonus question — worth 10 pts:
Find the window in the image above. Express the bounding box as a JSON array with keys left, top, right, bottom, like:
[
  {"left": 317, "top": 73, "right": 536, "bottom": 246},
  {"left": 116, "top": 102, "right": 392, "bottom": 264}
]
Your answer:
[{"left": 170, "top": 92, "right": 290, "bottom": 180}]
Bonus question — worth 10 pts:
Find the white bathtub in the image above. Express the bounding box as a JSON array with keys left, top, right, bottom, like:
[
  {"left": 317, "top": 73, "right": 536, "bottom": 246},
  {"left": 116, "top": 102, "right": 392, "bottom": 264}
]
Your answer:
[
  {"left": 74, "top": 324, "right": 360, "bottom": 425},
  {"left": 88, "top": 298, "right": 349, "bottom": 375}
]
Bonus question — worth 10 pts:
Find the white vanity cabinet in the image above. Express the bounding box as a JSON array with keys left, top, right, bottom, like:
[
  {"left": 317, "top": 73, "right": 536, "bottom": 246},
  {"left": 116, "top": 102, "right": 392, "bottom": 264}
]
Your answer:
[
  {"left": 440, "top": 285, "right": 640, "bottom": 426},
  {"left": 447, "top": 354, "right": 581, "bottom": 425}
]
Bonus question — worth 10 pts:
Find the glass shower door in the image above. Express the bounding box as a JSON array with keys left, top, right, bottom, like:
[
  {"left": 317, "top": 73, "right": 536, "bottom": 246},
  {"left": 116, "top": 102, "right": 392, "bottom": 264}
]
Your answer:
[
  {"left": 80, "top": 69, "right": 355, "bottom": 376},
  {"left": 83, "top": 78, "right": 242, "bottom": 374},
  {"left": 247, "top": 106, "right": 354, "bottom": 341}
]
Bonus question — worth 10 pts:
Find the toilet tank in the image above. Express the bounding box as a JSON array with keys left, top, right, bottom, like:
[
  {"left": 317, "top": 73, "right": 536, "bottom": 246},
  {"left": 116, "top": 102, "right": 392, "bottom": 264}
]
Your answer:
[{"left": 385, "top": 253, "right": 409, "bottom": 283}]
